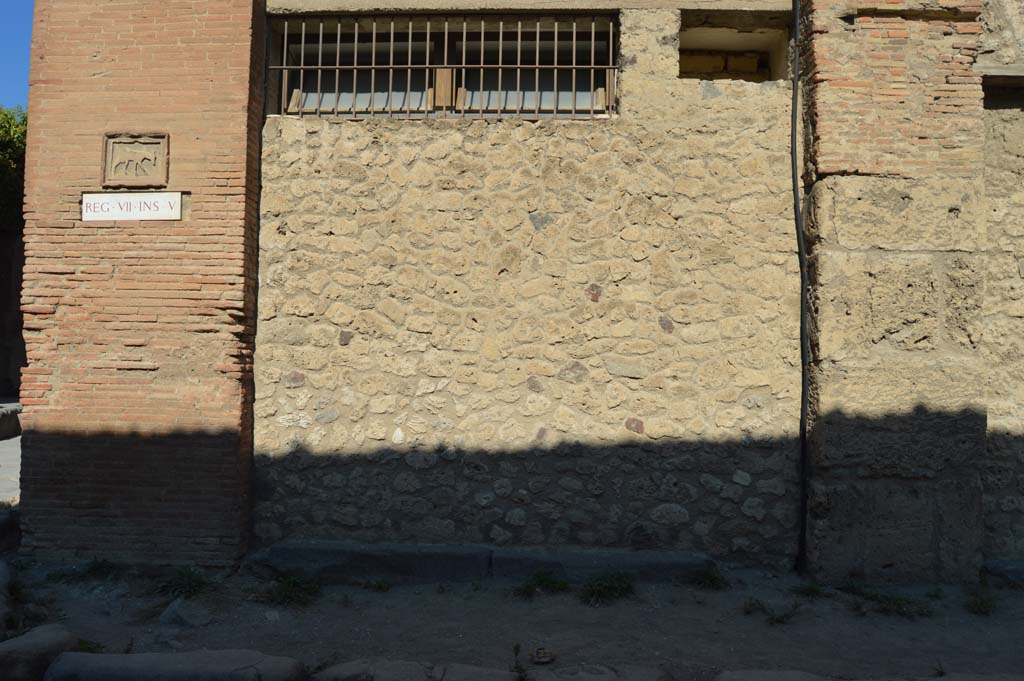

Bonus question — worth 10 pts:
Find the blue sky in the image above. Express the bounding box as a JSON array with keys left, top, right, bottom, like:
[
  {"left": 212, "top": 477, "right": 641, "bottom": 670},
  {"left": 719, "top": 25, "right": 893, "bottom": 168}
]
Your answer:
[{"left": 1, "top": 0, "right": 34, "bottom": 108}]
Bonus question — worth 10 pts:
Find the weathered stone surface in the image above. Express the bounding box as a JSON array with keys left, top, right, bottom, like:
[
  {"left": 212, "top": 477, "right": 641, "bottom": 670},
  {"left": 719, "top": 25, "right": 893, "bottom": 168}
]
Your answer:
[
  {"left": 312, "top": 660, "right": 670, "bottom": 681},
  {"left": 718, "top": 673, "right": 1024, "bottom": 681},
  {"left": 981, "top": 93, "right": 1024, "bottom": 562},
  {"left": 249, "top": 540, "right": 491, "bottom": 583},
  {"left": 0, "top": 624, "right": 77, "bottom": 681},
  {"left": 159, "top": 597, "right": 213, "bottom": 628},
  {"left": 0, "top": 506, "right": 18, "bottom": 552},
  {"left": 0, "top": 559, "right": 11, "bottom": 634},
  {"left": 543, "top": 664, "right": 671, "bottom": 681},
  {"left": 43, "top": 650, "right": 304, "bottom": 681},
  {"left": 490, "top": 546, "right": 709, "bottom": 582},
  {"left": 312, "top": 659, "right": 431, "bottom": 681},
  {"left": 0, "top": 400, "right": 20, "bottom": 440},
  {"left": 254, "top": 8, "right": 800, "bottom": 566},
  {"left": 439, "top": 663, "right": 518, "bottom": 681},
  {"left": 984, "top": 559, "right": 1024, "bottom": 588}
]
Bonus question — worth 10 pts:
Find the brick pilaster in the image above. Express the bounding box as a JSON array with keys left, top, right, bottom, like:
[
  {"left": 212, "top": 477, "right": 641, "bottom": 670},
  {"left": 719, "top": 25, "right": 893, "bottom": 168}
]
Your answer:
[
  {"left": 20, "top": 0, "right": 265, "bottom": 564},
  {"left": 803, "top": 0, "right": 988, "bottom": 580}
]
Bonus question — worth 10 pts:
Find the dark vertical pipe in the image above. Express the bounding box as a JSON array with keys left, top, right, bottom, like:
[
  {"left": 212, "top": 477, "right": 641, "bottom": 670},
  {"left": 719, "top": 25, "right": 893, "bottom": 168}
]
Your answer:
[{"left": 791, "top": 0, "right": 811, "bottom": 575}]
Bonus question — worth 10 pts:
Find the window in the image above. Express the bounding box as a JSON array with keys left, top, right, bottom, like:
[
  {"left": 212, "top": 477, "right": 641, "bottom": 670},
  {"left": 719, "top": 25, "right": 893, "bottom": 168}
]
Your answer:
[{"left": 268, "top": 15, "right": 619, "bottom": 119}]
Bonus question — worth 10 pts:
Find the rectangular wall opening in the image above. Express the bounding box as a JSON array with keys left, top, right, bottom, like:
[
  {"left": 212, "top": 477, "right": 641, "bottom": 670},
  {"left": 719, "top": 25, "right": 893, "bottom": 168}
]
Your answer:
[{"left": 678, "top": 10, "right": 790, "bottom": 82}]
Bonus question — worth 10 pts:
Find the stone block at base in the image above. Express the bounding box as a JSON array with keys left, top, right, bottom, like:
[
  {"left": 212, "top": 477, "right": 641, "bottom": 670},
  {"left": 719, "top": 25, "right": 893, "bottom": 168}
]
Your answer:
[
  {"left": 0, "top": 624, "right": 76, "bottom": 681},
  {"left": 43, "top": 650, "right": 304, "bottom": 681}
]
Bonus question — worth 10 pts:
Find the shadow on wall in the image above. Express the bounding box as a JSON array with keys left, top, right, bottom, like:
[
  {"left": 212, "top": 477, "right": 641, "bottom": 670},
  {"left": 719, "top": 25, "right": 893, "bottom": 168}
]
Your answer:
[
  {"left": 0, "top": 222, "right": 24, "bottom": 397},
  {"left": 15, "top": 407, "right": 1021, "bottom": 579}
]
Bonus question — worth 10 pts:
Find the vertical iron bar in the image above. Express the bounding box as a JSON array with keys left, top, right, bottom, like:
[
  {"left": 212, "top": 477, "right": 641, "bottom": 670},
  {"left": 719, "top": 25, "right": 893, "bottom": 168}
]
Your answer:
[
  {"left": 426, "top": 18, "right": 433, "bottom": 117},
  {"left": 478, "top": 18, "right": 485, "bottom": 118},
  {"left": 590, "top": 17, "right": 596, "bottom": 117},
  {"left": 388, "top": 18, "right": 395, "bottom": 117},
  {"left": 406, "top": 18, "right": 413, "bottom": 117},
  {"left": 516, "top": 19, "right": 522, "bottom": 116},
  {"left": 352, "top": 20, "right": 359, "bottom": 117},
  {"left": 497, "top": 19, "right": 503, "bottom": 115},
  {"left": 316, "top": 19, "right": 323, "bottom": 116},
  {"left": 370, "top": 18, "right": 377, "bottom": 114},
  {"left": 571, "top": 18, "right": 577, "bottom": 119},
  {"left": 553, "top": 19, "right": 559, "bottom": 118},
  {"left": 298, "top": 20, "right": 306, "bottom": 117},
  {"left": 334, "top": 18, "right": 341, "bottom": 116},
  {"left": 534, "top": 18, "right": 540, "bottom": 117},
  {"left": 461, "top": 18, "right": 467, "bottom": 117},
  {"left": 281, "top": 20, "right": 289, "bottom": 114},
  {"left": 608, "top": 18, "right": 615, "bottom": 112}
]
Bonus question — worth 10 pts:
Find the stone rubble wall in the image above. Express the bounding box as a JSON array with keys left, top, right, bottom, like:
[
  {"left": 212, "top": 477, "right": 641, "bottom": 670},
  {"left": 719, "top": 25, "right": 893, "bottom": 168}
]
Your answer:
[{"left": 254, "top": 9, "right": 802, "bottom": 566}]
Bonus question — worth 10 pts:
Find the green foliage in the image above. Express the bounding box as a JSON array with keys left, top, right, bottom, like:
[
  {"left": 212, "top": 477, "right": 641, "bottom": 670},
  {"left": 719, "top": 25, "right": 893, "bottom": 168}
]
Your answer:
[
  {"left": 965, "top": 589, "right": 996, "bottom": 616},
  {"left": 76, "top": 639, "right": 106, "bottom": 654},
  {"left": 0, "top": 106, "right": 27, "bottom": 226},
  {"left": 362, "top": 579, "right": 391, "bottom": 593},
  {"left": 512, "top": 571, "right": 571, "bottom": 600},
  {"left": 689, "top": 563, "right": 729, "bottom": 591},
  {"left": 268, "top": 572, "right": 321, "bottom": 607},
  {"left": 839, "top": 583, "right": 933, "bottom": 620},
  {"left": 790, "top": 581, "right": 824, "bottom": 599},
  {"left": 159, "top": 566, "right": 208, "bottom": 600},
  {"left": 510, "top": 643, "right": 531, "bottom": 681},
  {"left": 579, "top": 572, "right": 635, "bottom": 607}
]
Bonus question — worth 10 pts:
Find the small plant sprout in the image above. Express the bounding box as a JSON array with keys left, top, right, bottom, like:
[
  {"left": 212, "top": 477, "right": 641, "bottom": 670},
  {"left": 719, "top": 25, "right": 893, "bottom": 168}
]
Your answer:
[
  {"left": 268, "top": 572, "right": 321, "bottom": 607},
  {"left": 690, "top": 563, "right": 729, "bottom": 591},
  {"left": 160, "top": 566, "right": 208, "bottom": 600},
  {"left": 579, "top": 572, "right": 635, "bottom": 607},
  {"left": 512, "top": 571, "right": 571, "bottom": 601}
]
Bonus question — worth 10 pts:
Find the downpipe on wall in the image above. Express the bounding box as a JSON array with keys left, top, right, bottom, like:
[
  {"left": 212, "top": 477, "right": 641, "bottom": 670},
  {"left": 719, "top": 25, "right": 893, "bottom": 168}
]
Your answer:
[{"left": 791, "top": 0, "right": 812, "bottom": 574}]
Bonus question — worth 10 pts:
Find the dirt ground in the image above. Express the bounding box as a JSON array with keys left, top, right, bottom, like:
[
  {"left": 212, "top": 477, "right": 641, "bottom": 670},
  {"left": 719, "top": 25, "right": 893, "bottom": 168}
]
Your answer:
[{"left": 5, "top": 556, "right": 1024, "bottom": 680}]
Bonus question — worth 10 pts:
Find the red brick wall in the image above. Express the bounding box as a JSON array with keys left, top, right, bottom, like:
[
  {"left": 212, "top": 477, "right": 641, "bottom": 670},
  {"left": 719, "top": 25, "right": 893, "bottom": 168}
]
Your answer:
[
  {"left": 805, "top": 0, "right": 985, "bottom": 178},
  {"left": 20, "top": 0, "right": 265, "bottom": 564}
]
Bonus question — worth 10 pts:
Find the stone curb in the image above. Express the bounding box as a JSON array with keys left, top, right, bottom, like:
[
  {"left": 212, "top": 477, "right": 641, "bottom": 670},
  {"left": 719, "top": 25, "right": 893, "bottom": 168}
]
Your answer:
[
  {"left": 313, "top": 659, "right": 671, "bottom": 681},
  {"left": 43, "top": 649, "right": 305, "bottom": 681},
  {"left": 983, "top": 560, "right": 1024, "bottom": 589},
  {"left": 0, "top": 623, "right": 77, "bottom": 681},
  {"left": 248, "top": 540, "right": 712, "bottom": 585},
  {"left": 717, "top": 672, "right": 1024, "bottom": 681}
]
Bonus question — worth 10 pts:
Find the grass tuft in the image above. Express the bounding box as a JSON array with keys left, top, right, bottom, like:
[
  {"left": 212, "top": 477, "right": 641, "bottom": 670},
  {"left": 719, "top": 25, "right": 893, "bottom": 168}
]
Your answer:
[
  {"left": 512, "top": 571, "right": 570, "bottom": 601},
  {"left": 76, "top": 639, "right": 105, "bottom": 654},
  {"left": 689, "top": 563, "right": 729, "bottom": 591},
  {"left": 965, "top": 588, "right": 996, "bottom": 616},
  {"left": 790, "top": 581, "right": 824, "bottom": 599},
  {"left": 159, "top": 566, "right": 208, "bottom": 600},
  {"left": 268, "top": 572, "right": 321, "bottom": 608},
  {"left": 839, "top": 583, "right": 933, "bottom": 620},
  {"left": 362, "top": 579, "right": 391, "bottom": 593},
  {"left": 510, "top": 643, "right": 531, "bottom": 681},
  {"left": 579, "top": 572, "right": 635, "bottom": 607}
]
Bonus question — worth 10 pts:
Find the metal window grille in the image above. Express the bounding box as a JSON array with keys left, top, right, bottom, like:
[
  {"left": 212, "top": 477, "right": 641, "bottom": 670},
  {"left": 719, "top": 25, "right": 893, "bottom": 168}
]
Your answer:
[{"left": 268, "top": 14, "right": 619, "bottom": 119}]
